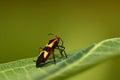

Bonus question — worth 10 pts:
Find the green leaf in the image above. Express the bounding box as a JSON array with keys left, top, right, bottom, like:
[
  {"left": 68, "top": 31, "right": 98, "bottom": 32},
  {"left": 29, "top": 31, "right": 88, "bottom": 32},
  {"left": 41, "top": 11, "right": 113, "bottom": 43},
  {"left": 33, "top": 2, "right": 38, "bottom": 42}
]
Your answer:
[{"left": 0, "top": 38, "right": 120, "bottom": 80}]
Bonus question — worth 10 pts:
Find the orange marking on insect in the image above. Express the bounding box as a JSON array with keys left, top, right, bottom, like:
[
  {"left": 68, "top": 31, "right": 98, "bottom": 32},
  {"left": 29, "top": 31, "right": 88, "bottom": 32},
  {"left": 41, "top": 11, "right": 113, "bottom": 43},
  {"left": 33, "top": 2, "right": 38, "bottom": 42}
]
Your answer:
[{"left": 46, "top": 37, "right": 59, "bottom": 47}]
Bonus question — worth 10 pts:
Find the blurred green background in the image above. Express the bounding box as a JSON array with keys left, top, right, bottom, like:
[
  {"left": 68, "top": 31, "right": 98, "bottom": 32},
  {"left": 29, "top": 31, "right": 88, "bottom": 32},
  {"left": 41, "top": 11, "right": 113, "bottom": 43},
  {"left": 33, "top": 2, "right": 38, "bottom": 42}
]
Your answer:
[{"left": 0, "top": 0, "right": 120, "bottom": 80}]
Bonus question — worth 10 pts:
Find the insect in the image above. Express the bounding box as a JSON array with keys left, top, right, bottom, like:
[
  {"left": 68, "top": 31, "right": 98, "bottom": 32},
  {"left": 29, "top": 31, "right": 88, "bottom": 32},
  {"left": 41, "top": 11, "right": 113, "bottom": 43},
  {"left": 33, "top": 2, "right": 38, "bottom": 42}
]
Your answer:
[{"left": 35, "top": 34, "right": 67, "bottom": 67}]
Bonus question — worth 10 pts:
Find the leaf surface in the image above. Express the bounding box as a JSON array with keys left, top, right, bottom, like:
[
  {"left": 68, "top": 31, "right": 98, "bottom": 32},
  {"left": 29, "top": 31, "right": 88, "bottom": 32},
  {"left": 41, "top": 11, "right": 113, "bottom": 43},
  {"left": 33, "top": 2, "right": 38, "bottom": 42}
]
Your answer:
[{"left": 0, "top": 38, "right": 120, "bottom": 80}]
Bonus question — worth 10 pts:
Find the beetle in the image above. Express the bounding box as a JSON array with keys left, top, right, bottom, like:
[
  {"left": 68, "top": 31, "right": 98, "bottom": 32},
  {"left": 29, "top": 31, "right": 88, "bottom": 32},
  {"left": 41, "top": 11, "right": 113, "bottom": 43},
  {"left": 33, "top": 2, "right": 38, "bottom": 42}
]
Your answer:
[{"left": 35, "top": 34, "right": 67, "bottom": 67}]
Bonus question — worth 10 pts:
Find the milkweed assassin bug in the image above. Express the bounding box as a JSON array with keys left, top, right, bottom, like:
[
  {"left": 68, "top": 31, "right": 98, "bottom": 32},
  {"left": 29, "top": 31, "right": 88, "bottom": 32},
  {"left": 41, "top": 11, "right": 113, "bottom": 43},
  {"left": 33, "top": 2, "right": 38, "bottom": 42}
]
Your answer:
[{"left": 34, "top": 34, "right": 67, "bottom": 67}]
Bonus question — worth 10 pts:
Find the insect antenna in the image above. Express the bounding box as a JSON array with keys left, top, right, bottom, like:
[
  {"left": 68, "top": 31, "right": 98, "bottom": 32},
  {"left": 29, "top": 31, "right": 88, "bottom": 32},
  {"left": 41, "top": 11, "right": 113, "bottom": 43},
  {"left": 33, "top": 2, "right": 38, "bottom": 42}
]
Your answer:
[{"left": 48, "top": 33, "right": 54, "bottom": 36}]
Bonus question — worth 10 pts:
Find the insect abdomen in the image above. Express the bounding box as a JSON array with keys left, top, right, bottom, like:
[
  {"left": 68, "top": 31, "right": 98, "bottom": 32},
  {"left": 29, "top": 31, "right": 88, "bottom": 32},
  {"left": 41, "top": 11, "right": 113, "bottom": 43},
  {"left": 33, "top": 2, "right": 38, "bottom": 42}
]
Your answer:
[{"left": 36, "top": 52, "right": 45, "bottom": 67}]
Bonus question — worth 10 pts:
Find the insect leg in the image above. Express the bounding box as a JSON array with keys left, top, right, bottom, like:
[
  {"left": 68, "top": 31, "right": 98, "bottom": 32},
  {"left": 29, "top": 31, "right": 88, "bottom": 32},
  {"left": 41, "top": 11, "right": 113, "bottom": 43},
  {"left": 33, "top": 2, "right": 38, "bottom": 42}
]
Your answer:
[
  {"left": 52, "top": 50, "right": 56, "bottom": 64},
  {"left": 39, "top": 47, "right": 43, "bottom": 52},
  {"left": 59, "top": 38, "right": 64, "bottom": 46},
  {"left": 57, "top": 45, "right": 67, "bottom": 58},
  {"left": 55, "top": 46, "right": 64, "bottom": 57},
  {"left": 33, "top": 60, "right": 36, "bottom": 62},
  {"left": 38, "top": 47, "right": 44, "bottom": 55},
  {"left": 62, "top": 49, "right": 67, "bottom": 58},
  {"left": 59, "top": 48, "right": 64, "bottom": 57}
]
